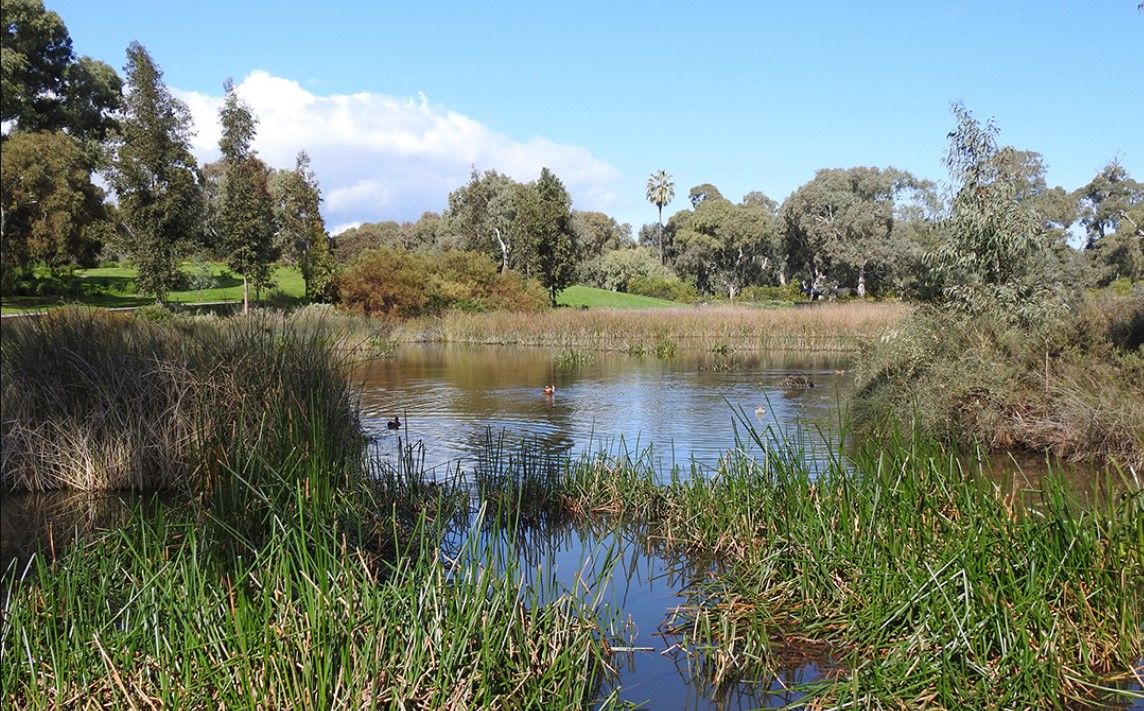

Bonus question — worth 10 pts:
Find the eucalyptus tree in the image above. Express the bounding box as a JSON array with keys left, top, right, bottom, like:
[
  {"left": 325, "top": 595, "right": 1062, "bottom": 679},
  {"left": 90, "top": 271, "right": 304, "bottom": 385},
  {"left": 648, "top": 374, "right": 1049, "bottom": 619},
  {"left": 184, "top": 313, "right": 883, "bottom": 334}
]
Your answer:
[
  {"left": 445, "top": 169, "right": 520, "bottom": 272},
  {"left": 273, "top": 151, "right": 335, "bottom": 301},
  {"left": 673, "top": 194, "right": 779, "bottom": 299},
  {"left": 1, "top": 0, "right": 121, "bottom": 147},
  {"left": 1, "top": 0, "right": 121, "bottom": 288},
  {"left": 571, "top": 210, "right": 631, "bottom": 263},
  {"left": 110, "top": 42, "right": 203, "bottom": 302},
  {"left": 216, "top": 78, "right": 277, "bottom": 313},
  {"left": 1, "top": 130, "right": 107, "bottom": 287},
  {"left": 645, "top": 169, "right": 675, "bottom": 263},
  {"left": 927, "top": 102, "right": 1070, "bottom": 326},
  {"left": 781, "top": 166, "right": 922, "bottom": 297},
  {"left": 1075, "top": 161, "right": 1143, "bottom": 249}
]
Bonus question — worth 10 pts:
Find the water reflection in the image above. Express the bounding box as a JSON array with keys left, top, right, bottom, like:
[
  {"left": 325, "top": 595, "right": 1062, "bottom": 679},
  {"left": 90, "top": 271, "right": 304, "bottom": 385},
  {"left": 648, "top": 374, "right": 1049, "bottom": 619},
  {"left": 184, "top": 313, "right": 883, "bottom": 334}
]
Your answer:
[{"left": 355, "top": 345, "right": 853, "bottom": 477}]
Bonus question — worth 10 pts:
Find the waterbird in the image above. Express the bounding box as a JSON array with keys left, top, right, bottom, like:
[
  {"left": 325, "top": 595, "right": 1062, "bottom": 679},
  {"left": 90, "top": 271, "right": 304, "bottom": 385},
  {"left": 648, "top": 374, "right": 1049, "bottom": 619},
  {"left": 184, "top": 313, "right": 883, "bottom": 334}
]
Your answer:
[
  {"left": 542, "top": 384, "right": 555, "bottom": 396},
  {"left": 755, "top": 406, "right": 766, "bottom": 416},
  {"left": 386, "top": 416, "right": 401, "bottom": 430}
]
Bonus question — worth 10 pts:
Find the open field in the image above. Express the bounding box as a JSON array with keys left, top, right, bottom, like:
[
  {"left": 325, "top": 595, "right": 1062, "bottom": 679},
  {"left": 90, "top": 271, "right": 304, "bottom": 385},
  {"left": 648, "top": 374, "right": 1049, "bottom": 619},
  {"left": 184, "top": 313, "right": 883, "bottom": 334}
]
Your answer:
[
  {"left": 0, "top": 264, "right": 305, "bottom": 315},
  {"left": 556, "top": 285, "right": 681, "bottom": 309}
]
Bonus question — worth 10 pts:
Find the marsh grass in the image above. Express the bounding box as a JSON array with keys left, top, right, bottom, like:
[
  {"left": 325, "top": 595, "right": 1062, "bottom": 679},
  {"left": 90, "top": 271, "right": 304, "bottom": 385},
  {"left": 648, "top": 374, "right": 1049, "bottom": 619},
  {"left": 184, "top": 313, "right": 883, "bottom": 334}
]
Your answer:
[
  {"left": 1, "top": 430, "right": 617, "bottom": 709},
  {"left": 853, "top": 294, "right": 1144, "bottom": 469},
  {"left": 391, "top": 302, "right": 909, "bottom": 352},
  {"left": 1, "top": 308, "right": 363, "bottom": 493},
  {"left": 556, "top": 419, "right": 1144, "bottom": 708}
]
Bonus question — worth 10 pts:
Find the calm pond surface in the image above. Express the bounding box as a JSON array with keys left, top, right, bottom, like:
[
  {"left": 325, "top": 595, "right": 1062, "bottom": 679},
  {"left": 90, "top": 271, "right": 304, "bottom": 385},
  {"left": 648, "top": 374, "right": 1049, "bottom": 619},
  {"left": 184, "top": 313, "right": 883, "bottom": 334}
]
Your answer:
[{"left": 356, "top": 344, "right": 853, "bottom": 476}]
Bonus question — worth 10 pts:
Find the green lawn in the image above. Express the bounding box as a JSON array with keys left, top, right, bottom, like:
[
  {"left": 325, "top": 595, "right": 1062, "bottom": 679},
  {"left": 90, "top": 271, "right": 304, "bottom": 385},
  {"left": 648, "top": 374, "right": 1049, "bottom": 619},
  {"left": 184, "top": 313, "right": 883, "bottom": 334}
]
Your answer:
[
  {"left": 556, "top": 284, "right": 681, "bottom": 309},
  {"left": 1, "top": 264, "right": 306, "bottom": 314}
]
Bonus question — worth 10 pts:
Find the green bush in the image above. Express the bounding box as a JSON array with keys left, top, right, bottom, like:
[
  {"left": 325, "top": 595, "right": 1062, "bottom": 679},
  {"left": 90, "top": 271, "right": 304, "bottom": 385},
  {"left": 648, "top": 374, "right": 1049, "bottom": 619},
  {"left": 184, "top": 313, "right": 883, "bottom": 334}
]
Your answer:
[
  {"left": 337, "top": 247, "right": 548, "bottom": 317},
  {"left": 627, "top": 274, "right": 696, "bottom": 303}
]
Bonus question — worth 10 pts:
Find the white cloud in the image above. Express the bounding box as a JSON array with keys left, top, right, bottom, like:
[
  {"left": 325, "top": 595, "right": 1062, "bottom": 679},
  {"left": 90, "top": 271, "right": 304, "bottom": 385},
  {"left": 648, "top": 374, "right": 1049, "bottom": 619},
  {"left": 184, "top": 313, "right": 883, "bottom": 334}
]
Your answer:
[{"left": 176, "top": 71, "right": 621, "bottom": 228}]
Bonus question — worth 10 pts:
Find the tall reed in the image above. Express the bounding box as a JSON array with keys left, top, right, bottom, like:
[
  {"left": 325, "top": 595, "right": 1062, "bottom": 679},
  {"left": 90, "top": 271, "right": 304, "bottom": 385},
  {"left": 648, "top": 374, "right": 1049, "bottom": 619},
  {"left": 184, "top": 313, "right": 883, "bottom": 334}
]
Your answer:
[
  {"left": 1, "top": 308, "right": 362, "bottom": 493},
  {"left": 2, "top": 430, "right": 615, "bottom": 708},
  {"left": 390, "top": 302, "right": 909, "bottom": 353},
  {"left": 558, "top": 420, "right": 1143, "bottom": 708}
]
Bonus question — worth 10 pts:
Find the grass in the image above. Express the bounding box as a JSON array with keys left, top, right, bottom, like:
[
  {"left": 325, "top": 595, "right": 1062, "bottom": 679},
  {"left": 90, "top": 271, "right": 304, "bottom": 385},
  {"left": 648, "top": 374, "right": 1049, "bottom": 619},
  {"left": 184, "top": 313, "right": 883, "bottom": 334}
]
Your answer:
[
  {"left": 546, "top": 422, "right": 1144, "bottom": 708},
  {"left": 556, "top": 285, "right": 681, "bottom": 309},
  {"left": 0, "top": 307, "right": 360, "bottom": 492},
  {"left": 0, "top": 263, "right": 306, "bottom": 314},
  {"left": 392, "top": 301, "right": 910, "bottom": 353}
]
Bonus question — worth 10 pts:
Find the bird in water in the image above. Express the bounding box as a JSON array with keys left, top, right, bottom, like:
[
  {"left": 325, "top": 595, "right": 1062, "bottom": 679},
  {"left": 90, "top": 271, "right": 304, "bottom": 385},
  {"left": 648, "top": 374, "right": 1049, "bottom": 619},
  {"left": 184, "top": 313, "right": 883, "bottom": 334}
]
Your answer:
[
  {"left": 542, "top": 384, "right": 555, "bottom": 396},
  {"left": 386, "top": 416, "right": 401, "bottom": 430},
  {"left": 755, "top": 405, "right": 766, "bottom": 416}
]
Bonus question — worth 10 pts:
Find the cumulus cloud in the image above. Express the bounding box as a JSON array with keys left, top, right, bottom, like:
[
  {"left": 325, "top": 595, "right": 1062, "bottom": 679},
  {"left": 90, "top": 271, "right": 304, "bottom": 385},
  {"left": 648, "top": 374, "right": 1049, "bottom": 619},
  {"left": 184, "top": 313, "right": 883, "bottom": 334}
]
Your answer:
[{"left": 176, "top": 72, "right": 621, "bottom": 232}]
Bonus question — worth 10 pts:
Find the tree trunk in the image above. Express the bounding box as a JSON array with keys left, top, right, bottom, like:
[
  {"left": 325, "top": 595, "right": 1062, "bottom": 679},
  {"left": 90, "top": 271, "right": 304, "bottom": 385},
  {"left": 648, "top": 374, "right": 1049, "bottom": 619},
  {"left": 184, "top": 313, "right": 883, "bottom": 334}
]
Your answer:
[
  {"left": 857, "top": 264, "right": 867, "bottom": 298},
  {"left": 494, "top": 228, "right": 510, "bottom": 274},
  {"left": 657, "top": 207, "right": 665, "bottom": 264},
  {"left": 242, "top": 274, "right": 249, "bottom": 314}
]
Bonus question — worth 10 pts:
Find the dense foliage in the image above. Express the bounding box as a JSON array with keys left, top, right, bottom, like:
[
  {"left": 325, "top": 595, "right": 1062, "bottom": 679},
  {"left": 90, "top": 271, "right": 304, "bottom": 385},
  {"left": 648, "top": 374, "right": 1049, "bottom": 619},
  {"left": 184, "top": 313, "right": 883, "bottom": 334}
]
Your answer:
[{"left": 337, "top": 247, "right": 548, "bottom": 317}]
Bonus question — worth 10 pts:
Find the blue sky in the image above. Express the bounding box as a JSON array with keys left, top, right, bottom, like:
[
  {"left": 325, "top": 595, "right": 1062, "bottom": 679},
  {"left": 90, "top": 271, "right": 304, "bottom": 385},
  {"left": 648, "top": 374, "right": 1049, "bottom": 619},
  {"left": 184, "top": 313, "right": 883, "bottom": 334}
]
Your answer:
[{"left": 47, "top": 1, "right": 1144, "bottom": 234}]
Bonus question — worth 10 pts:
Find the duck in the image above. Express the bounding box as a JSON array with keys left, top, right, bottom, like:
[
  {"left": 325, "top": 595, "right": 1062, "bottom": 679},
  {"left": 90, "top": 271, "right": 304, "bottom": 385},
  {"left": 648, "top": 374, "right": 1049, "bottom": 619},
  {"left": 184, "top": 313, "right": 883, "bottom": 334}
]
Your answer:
[
  {"left": 386, "top": 416, "right": 401, "bottom": 430},
  {"left": 755, "top": 405, "right": 766, "bottom": 416},
  {"left": 542, "top": 384, "right": 555, "bottom": 396}
]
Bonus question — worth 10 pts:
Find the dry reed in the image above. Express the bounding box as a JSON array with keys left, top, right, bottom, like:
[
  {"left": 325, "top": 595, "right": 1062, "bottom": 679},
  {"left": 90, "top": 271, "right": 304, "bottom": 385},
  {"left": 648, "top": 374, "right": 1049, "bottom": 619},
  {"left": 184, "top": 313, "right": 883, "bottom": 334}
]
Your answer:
[{"left": 390, "top": 302, "right": 910, "bottom": 352}]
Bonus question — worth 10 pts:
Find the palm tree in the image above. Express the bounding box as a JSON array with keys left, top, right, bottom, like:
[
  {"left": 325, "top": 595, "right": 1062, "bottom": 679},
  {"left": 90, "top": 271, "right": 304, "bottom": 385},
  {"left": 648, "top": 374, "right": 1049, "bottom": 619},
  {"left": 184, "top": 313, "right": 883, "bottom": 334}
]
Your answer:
[{"left": 646, "top": 170, "right": 674, "bottom": 264}]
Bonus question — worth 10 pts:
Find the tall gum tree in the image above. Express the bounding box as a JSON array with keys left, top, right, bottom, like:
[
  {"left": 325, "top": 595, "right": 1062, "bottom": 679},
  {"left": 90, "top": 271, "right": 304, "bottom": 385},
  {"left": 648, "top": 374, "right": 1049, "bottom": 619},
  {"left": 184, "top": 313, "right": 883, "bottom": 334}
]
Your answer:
[
  {"left": 216, "top": 78, "right": 277, "bottom": 313},
  {"left": 110, "top": 42, "right": 202, "bottom": 302},
  {"left": 273, "top": 151, "right": 335, "bottom": 300},
  {"left": 927, "top": 102, "right": 1070, "bottom": 327}
]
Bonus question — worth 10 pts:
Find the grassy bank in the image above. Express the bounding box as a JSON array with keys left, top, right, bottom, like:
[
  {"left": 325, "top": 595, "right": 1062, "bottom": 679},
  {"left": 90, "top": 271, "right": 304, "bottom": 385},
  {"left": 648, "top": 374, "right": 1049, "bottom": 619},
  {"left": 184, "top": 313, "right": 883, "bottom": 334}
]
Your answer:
[
  {"left": 852, "top": 290, "right": 1144, "bottom": 470},
  {"left": 0, "top": 264, "right": 305, "bottom": 314},
  {"left": 391, "top": 301, "right": 910, "bottom": 353}
]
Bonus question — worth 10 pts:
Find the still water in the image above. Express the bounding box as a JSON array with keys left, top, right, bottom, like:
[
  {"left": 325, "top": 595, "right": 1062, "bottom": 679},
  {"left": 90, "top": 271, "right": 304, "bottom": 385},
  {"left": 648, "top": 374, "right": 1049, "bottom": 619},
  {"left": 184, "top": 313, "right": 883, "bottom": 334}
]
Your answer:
[{"left": 355, "top": 344, "right": 853, "bottom": 476}]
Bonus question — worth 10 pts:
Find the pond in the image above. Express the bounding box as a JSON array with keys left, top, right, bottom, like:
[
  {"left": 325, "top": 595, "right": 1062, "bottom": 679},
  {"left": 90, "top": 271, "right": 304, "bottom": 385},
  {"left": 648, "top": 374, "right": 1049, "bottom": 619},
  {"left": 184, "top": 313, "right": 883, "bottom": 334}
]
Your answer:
[
  {"left": 3, "top": 343, "right": 1138, "bottom": 708},
  {"left": 355, "top": 344, "right": 854, "bottom": 476}
]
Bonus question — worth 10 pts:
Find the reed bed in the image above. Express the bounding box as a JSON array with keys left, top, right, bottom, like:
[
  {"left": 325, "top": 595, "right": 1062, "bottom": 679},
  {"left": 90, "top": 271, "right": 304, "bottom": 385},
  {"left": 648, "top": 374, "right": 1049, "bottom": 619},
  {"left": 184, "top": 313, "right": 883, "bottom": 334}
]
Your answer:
[
  {"left": 0, "top": 308, "right": 362, "bottom": 492},
  {"left": 389, "top": 302, "right": 910, "bottom": 353},
  {"left": 1, "top": 436, "right": 615, "bottom": 709},
  {"left": 555, "top": 423, "right": 1144, "bottom": 708}
]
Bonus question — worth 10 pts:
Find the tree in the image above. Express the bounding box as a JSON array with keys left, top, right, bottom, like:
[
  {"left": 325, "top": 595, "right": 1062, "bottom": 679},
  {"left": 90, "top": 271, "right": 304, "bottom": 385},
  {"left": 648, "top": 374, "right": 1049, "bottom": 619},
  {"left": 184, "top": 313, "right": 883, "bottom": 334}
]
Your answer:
[
  {"left": 782, "top": 167, "right": 921, "bottom": 297},
  {"left": 109, "top": 42, "right": 203, "bottom": 302},
  {"left": 273, "top": 151, "right": 336, "bottom": 300},
  {"left": 1, "top": 131, "right": 106, "bottom": 287},
  {"left": 688, "top": 183, "right": 724, "bottom": 207},
  {"left": 927, "top": 102, "right": 1070, "bottom": 326},
  {"left": 518, "top": 168, "right": 578, "bottom": 305},
  {"left": 673, "top": 194, "right": 779, "bottom": 299},
  {"left": 645, "top": 170, "right": 675, "bottom": 264},
  {"left": 1, "top": 0, "right": 121, "bottom": 146},
  {"left": 571, "top": 210, "right": 631, "bottom": 263},
  {"left": 216, "top": 78, "right": 277, "bottom": 313},
  {"left": 1075, "top": 161, "right": 1143, "bottom": 249},
  {"left": 445, "top": 169, "right": 520, "bottom": 272}
]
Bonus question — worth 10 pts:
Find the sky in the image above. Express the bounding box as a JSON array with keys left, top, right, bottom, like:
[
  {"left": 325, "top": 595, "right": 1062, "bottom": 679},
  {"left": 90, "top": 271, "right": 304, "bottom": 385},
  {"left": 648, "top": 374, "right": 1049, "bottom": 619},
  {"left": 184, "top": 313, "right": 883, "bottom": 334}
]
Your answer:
[{"left": 44, "top": 1, "right": 1144, "bottom": 235}]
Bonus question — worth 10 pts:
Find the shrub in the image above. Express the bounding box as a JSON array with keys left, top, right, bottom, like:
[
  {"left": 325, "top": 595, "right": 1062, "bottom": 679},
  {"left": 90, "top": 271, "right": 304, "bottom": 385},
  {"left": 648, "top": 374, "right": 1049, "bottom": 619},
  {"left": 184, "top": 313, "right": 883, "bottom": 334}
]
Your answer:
[
  {"left": 337, "top": 247, "right": 549, "bottom": 317},
  {"left": 627, "top": 274, "right": 696, "bottom": 303}
]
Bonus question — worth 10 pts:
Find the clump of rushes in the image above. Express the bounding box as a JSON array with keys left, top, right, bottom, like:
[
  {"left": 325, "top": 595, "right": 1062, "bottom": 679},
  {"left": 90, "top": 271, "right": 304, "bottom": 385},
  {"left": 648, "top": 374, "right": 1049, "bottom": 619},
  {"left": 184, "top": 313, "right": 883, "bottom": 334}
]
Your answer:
[
  {"left": 0, "top": 307, "right": 362, "bottom": 493},
  {"left": 560, "top": 418, "right": 1143, "bottom": 708},
  {"left": 1, "top": 439, "right": 615, "bottom": 709}
]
